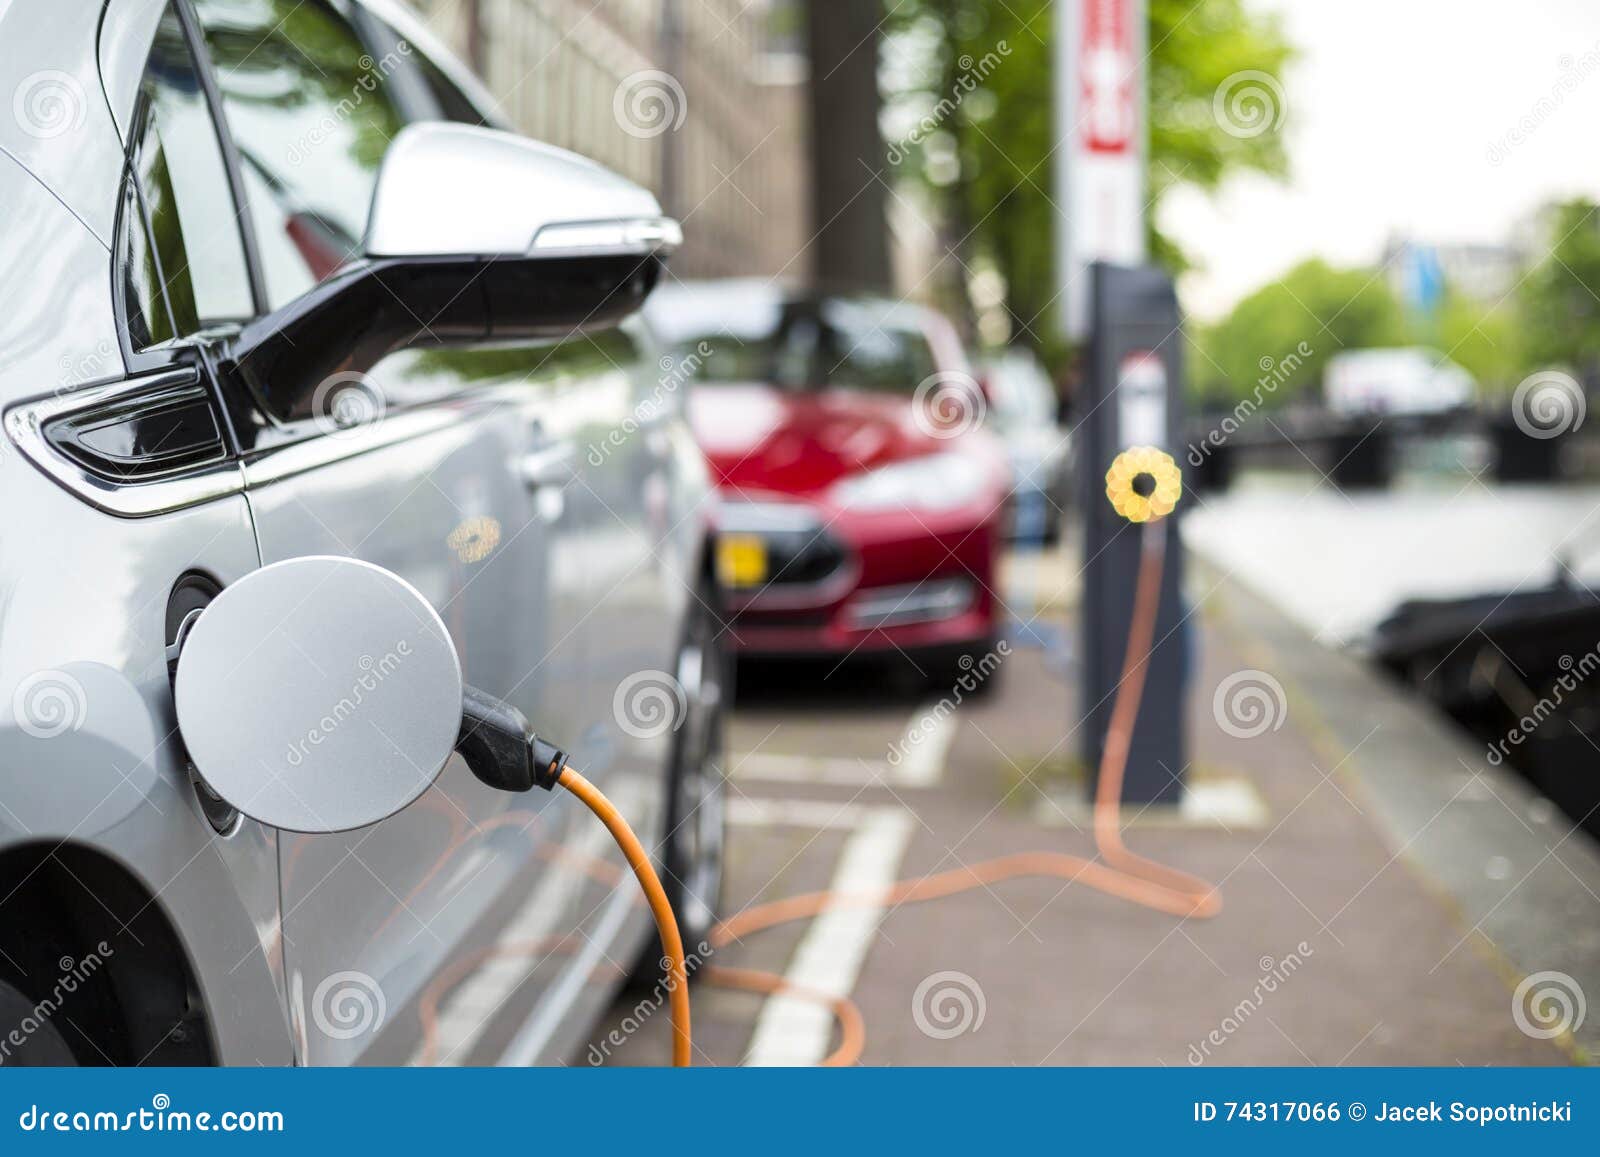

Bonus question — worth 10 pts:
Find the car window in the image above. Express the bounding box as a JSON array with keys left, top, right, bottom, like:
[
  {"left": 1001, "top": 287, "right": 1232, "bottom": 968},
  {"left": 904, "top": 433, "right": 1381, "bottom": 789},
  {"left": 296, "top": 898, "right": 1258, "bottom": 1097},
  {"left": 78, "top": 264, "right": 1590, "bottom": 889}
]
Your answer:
[
  {"left": 668, "top": 297, "right": 937, "bottom": 393},
  {"left": 409, "top": 40, "right": 488, "bottom": 126},
  {"left": 120, "top": 180, "right": 175, "bottom": 350},
  {"left": 190, "top": 0, "right": 406, "bottom": 311},
  {"left": 816, "top": 301, "right": 938, "bottom": 393},
  {"left": 123, "top": 2, "right": 255, "bottom": 347}
]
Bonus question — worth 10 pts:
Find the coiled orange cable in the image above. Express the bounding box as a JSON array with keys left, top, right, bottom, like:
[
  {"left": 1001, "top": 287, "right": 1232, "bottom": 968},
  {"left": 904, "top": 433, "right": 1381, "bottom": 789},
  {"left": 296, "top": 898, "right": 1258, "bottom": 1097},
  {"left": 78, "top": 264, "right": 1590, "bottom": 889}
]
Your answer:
[
  {"left": 697, "top": 517, "right": 1219, "bottom": 1066},
  {"left": 420, "top": 517, "right": 1217, "bottom": 1068}
]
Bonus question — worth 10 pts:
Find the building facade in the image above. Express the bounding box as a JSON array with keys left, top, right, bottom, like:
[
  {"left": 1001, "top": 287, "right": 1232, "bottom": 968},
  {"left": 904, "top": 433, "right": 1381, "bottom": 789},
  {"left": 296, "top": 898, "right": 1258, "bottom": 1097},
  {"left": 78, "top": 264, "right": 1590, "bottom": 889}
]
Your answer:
[{"left": 411, "top": 0, "right": 810, "bottom": 281}]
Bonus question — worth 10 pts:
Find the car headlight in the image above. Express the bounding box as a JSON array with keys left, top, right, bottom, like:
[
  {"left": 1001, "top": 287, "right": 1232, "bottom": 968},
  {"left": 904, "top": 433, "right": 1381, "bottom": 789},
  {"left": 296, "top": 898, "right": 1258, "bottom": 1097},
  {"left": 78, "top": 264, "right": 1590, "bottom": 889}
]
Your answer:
[{"left": 830, "top": 452, "right": 990, "bottom": 513}]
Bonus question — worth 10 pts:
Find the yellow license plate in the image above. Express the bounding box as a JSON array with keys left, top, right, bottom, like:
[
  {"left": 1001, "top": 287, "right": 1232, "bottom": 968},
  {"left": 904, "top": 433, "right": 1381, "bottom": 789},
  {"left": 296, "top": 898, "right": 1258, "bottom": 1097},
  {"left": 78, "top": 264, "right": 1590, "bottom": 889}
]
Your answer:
[{"left": 716, "top": 534, "right": 768, "bottom": 588}]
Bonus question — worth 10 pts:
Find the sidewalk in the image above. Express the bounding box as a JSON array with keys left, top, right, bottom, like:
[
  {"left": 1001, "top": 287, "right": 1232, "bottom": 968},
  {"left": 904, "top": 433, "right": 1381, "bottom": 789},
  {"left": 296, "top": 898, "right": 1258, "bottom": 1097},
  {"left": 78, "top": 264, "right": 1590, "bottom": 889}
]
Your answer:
[{"left": 589, "top": 546, "right": 1592, "bottom": 1066}]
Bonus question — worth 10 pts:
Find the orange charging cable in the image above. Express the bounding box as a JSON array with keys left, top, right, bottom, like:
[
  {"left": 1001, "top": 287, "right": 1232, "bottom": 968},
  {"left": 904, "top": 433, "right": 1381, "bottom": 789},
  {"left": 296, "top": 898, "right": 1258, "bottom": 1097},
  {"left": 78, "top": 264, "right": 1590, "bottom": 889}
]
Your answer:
[
  {"left": 695, "top": 513, "right": 1220, "bottom": 1066},
  {"left": 557, "top": 765, "right": 693, "bottom": 1067},
  {"left": 432, "top": 472, "right": 1217, "bottom": 1069}
]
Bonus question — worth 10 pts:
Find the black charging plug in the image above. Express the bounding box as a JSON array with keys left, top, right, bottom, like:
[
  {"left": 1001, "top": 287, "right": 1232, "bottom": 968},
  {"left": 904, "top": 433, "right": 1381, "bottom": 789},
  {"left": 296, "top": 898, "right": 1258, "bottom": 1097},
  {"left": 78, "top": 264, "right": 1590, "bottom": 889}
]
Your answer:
[{"left": 455, "top": 685, "right": 568, "bottom": 792}]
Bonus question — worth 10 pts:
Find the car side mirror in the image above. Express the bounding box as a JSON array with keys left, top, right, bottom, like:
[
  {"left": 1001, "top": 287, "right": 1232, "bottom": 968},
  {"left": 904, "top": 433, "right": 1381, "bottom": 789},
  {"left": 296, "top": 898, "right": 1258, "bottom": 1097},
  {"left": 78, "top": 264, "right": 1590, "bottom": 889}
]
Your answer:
[
  {"left": 365, "top": 124, "right": 682, "bottom": 264},
  {"left": 224, "top": 124, "right": 681, "bottom": 425},
  {"left": 174, "top": 556, "right": 464, "bottom": 833}
]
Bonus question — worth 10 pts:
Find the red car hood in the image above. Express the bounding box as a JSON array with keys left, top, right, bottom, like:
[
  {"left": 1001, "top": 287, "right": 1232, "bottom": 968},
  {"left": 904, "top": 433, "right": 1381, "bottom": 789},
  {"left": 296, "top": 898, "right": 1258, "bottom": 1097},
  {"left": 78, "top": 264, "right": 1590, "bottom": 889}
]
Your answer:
[{"left": 687, "top": 383, "right": 996, "bottom": 497}]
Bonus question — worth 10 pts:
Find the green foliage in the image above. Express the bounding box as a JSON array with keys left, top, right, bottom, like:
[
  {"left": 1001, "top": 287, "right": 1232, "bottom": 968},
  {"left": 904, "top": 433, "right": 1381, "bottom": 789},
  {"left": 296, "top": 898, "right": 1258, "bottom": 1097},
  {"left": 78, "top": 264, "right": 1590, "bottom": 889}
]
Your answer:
[
  {"left": 1147, "top": 0, "right": 1292, "bottom": 263},
  {"left": 1435, "top": 292, "right": 1524, "bottom": 396},
  {"left": 1191, "top": 260, "right": 1406, "bottom": 406},
  {"left": 883, "top": 0, "right": 1293, "bottom": 369},
  {"left": 1196, "top": 198, "right": 1600, "bottom": 404},
  {"left": 1518, "top": 199, "right": 1600, "bottom": 377}
]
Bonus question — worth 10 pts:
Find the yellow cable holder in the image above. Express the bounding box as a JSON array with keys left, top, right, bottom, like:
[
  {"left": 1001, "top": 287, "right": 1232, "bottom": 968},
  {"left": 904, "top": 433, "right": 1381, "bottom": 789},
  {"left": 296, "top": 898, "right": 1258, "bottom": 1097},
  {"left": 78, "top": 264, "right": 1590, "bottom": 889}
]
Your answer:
[{"left": 1105, "top": 446, "right": 1182, "bottom": 523}]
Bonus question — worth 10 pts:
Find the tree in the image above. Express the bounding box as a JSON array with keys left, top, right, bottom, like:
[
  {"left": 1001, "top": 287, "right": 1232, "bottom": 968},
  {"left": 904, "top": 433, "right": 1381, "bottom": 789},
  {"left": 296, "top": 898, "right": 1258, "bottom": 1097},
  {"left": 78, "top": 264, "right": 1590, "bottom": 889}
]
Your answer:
[
  {"left": 1518, "top": 199, "right": 1600, "bottom": 383},
  {"left": 882, "top": 0, "right": 1293, "bottom": 366},
  {"left": 1436, "top": 292, "right": 1524, "bottom": 396},
  {"left": 807, "top": 0, "right": 894, "bottom": 290},
  {"left": 1193, "top": 259, "right": 1406, "bottom": 406}
]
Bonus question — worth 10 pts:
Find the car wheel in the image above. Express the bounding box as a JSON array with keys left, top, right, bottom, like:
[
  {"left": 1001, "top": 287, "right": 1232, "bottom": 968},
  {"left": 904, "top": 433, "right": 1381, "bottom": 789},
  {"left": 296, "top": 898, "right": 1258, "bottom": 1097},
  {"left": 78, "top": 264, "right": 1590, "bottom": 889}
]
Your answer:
[
  {"left": 0, "top": 978, "right": 79, "bottom": 1065},
  {"left": 630, "top": 581, "right": 726, "bottom": 985},
  {"left": 932, "top": 640, "right": 1004, "bottom": 699}
]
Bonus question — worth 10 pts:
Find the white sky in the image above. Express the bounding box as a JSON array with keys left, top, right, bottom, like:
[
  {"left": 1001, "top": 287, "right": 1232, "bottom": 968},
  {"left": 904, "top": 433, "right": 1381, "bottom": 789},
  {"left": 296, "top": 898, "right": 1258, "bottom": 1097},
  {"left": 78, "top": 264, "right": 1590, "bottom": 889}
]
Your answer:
[{"left": 1163, "top": 0, "right": 1600, "bottom": 321}]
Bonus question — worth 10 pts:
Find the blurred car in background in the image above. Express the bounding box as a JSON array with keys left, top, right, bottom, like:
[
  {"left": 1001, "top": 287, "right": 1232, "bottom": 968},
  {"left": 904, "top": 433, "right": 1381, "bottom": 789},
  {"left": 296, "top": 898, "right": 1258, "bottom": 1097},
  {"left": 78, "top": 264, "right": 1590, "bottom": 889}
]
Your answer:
[
  {"left": 1324, "top": 347, "right": 1476, "bottom": 416},
  {"left": 977, "top": 349, "right": 1072, "bottom": 543},
  {"left": 646, "top": 281, "right": 1011, "bottom": 681}
]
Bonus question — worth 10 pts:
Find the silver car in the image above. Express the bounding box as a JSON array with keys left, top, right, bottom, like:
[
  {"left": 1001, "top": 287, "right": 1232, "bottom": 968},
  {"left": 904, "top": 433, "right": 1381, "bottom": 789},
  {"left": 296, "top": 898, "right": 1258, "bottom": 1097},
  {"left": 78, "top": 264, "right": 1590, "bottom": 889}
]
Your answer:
[{"left": 0, "top": 0, "right": 723, "bottom": 1065}]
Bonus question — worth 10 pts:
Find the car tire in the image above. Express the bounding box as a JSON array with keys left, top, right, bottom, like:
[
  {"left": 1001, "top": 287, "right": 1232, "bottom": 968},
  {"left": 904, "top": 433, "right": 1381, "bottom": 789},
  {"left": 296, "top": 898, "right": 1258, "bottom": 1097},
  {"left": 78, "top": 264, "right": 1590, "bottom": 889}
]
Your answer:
[
  {"left": 628, "top": 579, "right": 726, "bottom": 987},
  {"left": 932, "top": 640, "right": 1004, "bottom": 699},
  {"left": 0, "top": 978, "right": 80, "bottom": 1065}
]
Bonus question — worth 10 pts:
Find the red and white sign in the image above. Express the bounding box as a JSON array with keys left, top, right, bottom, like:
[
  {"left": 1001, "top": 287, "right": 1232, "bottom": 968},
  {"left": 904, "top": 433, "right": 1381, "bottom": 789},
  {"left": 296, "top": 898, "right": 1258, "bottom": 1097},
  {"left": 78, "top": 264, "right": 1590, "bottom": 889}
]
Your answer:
[
  {"left": 1056, "top": 0, "right": 1146, "bottom": 340},
  {"left": 1080, "top": 0, "right": 1136, "bottom": 155}
]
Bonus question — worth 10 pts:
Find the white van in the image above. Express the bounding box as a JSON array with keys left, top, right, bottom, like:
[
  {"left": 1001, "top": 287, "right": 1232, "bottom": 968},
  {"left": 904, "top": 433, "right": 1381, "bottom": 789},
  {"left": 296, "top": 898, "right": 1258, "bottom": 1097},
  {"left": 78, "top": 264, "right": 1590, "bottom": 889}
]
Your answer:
[{"left": 1324, "top": 348, "right": 1476, "bottom": 416}]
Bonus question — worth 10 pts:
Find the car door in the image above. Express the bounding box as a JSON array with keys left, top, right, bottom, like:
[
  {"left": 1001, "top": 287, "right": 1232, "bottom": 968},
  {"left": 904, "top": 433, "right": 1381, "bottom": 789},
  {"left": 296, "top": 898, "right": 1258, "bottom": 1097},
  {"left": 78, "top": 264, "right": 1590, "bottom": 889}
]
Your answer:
[
  {"left": 184, "top": 0, "right": 593, "bottom": 1065},
  {"left": 365, "top": 16, "right": 685, "bottom": 1057}
]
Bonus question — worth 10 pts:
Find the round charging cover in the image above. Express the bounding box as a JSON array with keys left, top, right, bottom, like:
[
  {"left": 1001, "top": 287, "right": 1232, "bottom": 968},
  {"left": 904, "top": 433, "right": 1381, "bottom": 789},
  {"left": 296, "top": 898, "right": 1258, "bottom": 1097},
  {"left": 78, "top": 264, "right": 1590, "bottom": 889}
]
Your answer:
[{"left": 175, "top": 556, "right": 463, "bottom": 833}]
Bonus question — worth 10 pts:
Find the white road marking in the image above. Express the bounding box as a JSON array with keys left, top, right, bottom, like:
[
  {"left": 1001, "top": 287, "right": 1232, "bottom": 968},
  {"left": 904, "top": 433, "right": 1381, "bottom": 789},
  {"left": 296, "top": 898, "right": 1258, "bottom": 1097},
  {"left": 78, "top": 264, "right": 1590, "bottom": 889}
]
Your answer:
[
  {"left": 892, "top": 699, "right": 958, "bottom": 787},
  {"left": 739, "top": 805, "right": 916, "bottom": 1066},
  {"left": 1031, "top": 773, "right": 1269, "bottom": 829},
  {"left": 728, "top": 796, "right": 873, "bottom": 830},
  {"left": 733, "top": 697, "right": 958, "bottom": 789},
  {"left": 733, "top": 752, "right": 898, "bottom": 786}
]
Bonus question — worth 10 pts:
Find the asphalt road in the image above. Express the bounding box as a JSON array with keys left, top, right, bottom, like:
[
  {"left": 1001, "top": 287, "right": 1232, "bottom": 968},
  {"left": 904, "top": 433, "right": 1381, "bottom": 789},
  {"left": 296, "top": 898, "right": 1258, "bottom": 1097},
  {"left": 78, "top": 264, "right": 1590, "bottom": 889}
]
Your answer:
[{"left": 584, "top": 543, "right": 1582, "bottom": 1067}]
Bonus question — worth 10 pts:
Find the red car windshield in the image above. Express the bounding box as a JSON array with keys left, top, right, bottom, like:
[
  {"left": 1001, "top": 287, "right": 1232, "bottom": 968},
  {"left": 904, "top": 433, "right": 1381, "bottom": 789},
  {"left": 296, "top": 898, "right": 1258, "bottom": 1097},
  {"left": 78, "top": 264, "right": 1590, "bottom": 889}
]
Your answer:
[{"left": 676, "top": 298, "right": 939, "bottom": 395}]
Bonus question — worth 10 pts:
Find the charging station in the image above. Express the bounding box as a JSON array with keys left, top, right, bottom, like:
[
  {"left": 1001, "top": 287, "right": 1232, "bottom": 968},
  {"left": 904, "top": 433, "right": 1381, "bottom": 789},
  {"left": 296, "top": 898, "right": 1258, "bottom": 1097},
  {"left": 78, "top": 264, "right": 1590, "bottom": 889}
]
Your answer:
[{"left": 1079, "top": 262, "right": 1189, "bottom": 806}]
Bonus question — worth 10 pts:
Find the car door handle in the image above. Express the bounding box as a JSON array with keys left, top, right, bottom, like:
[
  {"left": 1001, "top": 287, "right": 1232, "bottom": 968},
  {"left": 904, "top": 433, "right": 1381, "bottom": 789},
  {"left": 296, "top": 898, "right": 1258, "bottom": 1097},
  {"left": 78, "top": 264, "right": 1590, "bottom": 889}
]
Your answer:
[{"left": 517, "top": 440, "right": 576, "bottom": 490}]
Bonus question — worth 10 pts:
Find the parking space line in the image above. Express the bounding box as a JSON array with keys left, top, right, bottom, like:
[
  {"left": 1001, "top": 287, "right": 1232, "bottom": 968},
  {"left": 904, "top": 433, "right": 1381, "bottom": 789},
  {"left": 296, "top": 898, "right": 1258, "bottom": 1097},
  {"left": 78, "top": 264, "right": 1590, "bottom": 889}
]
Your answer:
[
  {"left": 893, "top": 700, "right": 958, "bottom": 787},
  {"left": 728, "top": 796, "right": 874, "bottom": 830},
  {"left": 739, "top": 805, "right": 916, "bottom": 1066},
  {"left": 732, "top": 698, "right": 957, "bottom": 790},
  {"left": 733, "top": 752, "right": 898, "bottom": 787}
]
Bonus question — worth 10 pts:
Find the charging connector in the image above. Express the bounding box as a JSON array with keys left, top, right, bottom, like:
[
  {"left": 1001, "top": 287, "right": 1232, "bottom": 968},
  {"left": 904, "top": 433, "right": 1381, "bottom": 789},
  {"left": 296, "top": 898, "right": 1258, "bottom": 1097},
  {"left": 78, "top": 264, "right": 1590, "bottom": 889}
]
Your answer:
[
  {"left": 450, "top": 684, "right": 694, "bottom": 1065},
  {"left": 455, "top": 685, "right": 568, "bottom": 792}
]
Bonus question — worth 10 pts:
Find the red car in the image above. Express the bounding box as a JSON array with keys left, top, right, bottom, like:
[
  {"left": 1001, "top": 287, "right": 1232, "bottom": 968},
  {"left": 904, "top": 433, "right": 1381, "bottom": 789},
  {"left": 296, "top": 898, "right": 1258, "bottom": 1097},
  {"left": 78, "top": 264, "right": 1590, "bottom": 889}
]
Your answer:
[{"left": 645, "top": 282, "right": 1010, "bottom": 678}]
